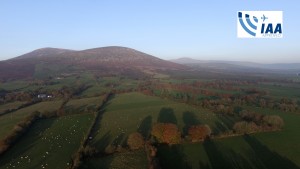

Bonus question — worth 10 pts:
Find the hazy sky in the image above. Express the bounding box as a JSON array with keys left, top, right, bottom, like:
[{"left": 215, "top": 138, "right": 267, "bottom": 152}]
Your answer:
[{"left": 0, "top": 0, "right": 299, "bottom": 63}]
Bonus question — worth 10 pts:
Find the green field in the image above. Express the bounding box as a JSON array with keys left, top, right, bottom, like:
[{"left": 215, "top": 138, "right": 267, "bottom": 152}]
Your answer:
[
  {"left": 0, "top": 100, "right": 63, "bottom": 140},
  {"left": 0, "top": 81, "right": 29, "bottom": 91},
  {"left": 64, "top": 96, "right": 103, "bottom": 114},
  {"left": 90, "top": 92, "right": 222, "bottom": 150},
  {"left": 156, "top": 107, "right": 300, "bottom": 169},
  {"left": 1, "top": 74, "right": 300, "bottom": 169},
  {"left": 0, "top": 101, "right": 26, "bottom": 114},
  {"left": 242, "top": 83, "right": 300, "bottom": 100},
  {"left": 82, "top": 150, "right": 148, "bottom": 169},
  {"left": 80, "top": 84, "right": 108, "bottom": 97},
  {"left": 0, "top": 113, "right": 94, "bottom": 169}
]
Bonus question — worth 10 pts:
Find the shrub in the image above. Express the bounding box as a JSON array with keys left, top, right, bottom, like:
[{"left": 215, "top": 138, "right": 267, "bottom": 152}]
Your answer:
[
  {"left": 82, "top": 146, "right": 98, "bottom": 157},
  {"left": 262, "top": 115, "right": 284, "bottom": 129},
  {"left": 127, "top": 132, "right": 144, "bottom": 150},
  {"left": 240, "top": 110, "right": 263, "bottom": 124},
  {"left": 0, "top": 141, "right": 9, "bottom": 154},
  {"left": 151, "top": 123, "right": 181, "bottom": 145},
  {"left": 188, "top": 124, "right": 211, "bottom": 142},
  {"left": 104, "top": 144, "right": 116, "bottom": 154},
  {"left": 233, "top": 121, "right": 259, "bottom": 134}
]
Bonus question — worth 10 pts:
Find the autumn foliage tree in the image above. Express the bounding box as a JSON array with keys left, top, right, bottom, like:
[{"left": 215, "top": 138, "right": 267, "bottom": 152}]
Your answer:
[
  {"left": 188, "top": 124, "right": 211, "bottom": 142},
  {"left": 151, "top": 123, "right": 181, "bottom": 145},
  {"left": 262, "top": 115, "right": 284, "bottom": 130},
  {"left": 127, "top": 132, "right": 145, "bottom": 150},
  {"left": 240, "top": 110, "right": 263, "bottom": 124},
  {"left": 233, "top": 121, "right": 259, "bottom": 134}
]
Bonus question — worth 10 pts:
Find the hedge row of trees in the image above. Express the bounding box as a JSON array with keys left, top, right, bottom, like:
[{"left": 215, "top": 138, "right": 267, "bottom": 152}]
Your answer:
[
  {"left": 150, "top": 123, "right": 212, "bottom": 145},
  {"left": 0, "top": 83, "right": 93, "bottom": 105},
  {"left": 142, "top": 85, "right": 299, "bottom": 114},
  {"left": 233, "top": 110, "right": 284, "bottom": 134},
  {"left": 0, "top": 91, "right": 34, "bottom": 103},
  {"left": 0, "top": 111, "right": 42, "bottom": 155},
  {"left": 139, "top": 79, "right": 300, "bottom": 114},
  {"left": 0, "top": 100, "right": 41, "bottom": 117},
  {"left": 79, "top": 122, "right": 212, "bottom": 160},
  {"left": 70, "top": 92, "right": 113, "bottom": 169}
]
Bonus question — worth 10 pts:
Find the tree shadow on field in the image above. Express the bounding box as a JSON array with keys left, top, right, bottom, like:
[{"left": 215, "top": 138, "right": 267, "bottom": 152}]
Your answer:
[
  {"left": 93, "top": 131, "right": 112, "bottom": 152},
  {"left": 203, "top": 139, "right": 233, "bottom": 169},
  {"left": 64, "top": 105, "right": 87, "bottom": 115},
  {"left": 199, "top": 161, "right": 211, "bottom": 169},
  {"left": 88, "top": 93, "right": 115, "bottom": 145},
  {"left": 157, "top": 107, "right": 177, "bottom": 124},
  {"left": 213, "top": 115, "right": 236, "bottom": 135},
  {"left": 203, "top": 136, "right": 300, "bottom": 169},
  {"left": 0, "top": 118, "right": 55, "bottom": 167},
  {"left": 138, "top": 115, "right": 152, "bottom": 139},
  {"left": 203, "top": 139, "right": 257, "bottom": 169},
  {"left": 80, "top": 132, "right": 114, "bottom": 169},
  {"left": 244, "top": 135, "right": 300, "bottom": 169},
  {"left": 182, "top": 111, "right": 202, "bottom": 135},
  {"left": 218, "top": 115, "right": 235, "bottom": 129},
  {"left": 156, "top": 144, "right": 192, "bottom": 169},
  {"left": 213, "top": 121, "right": 228, "bottom": 135},
  {"left": 112, "top": 133, "right": 124, "bottom": 146}
]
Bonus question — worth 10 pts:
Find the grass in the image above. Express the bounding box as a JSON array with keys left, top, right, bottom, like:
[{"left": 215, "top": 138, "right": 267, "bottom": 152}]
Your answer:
[
  {"left": 0, "top": 81, "right": 29, "bottom": 91},
  {"left": 241, "top": 83, "right": 300, "bottom": 99},
  {"left": 81, "top": 150, "right": 148, "bottom": 169},
  {"left": 90, "top": 92, "right": 221, "bottom": 150},
  {"left": 0, "top": 101, "right": 26, "bottom": 114},
  {"left": 156, "top": 107, "right": 300, "bottom": 169},
  {"left": 1, "top": 76, "right": 300, "bottom": 169},
  {"left": 0, "top": 100, "right": 63, "bottom": 140},
  {"left": 64, "top": 96, "right": 103, "bottom": 113},
  {"left": 0, "top": 113, "right": 94, "bottom": 169},
  {"left": 80, "top": 84, "right": 108, "bottom": 97},
  {"left": 244, "top": 106, "right": 300, "bottom": 165}
]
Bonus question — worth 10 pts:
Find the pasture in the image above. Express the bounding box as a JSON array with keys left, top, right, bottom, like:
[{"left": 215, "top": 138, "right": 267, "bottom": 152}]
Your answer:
[
  {"left": 64, "top": 96, "right": 103, "bottom": 114},
  {"left": 90, "top": 92, "right": 223, "bottom": 150},
  {"left": 0, "top": 101, "right": 25, "bottom": 115},
  {"left": 82, "top": 150, "right": 148, "bottom": 169},
  {"left": 0, "top": 100, "right": 63, "bottom": 140},
  {"left": 156, "top": 107, "right": 300, "bottom": 169},
  {"left": 0, "top": 113, "right": 94, "bottom": 169}
]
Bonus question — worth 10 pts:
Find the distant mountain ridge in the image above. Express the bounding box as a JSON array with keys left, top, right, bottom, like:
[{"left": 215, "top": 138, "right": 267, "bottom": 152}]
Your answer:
[{"left": 170, "top": 57, "right": 300, "bottom": 70}]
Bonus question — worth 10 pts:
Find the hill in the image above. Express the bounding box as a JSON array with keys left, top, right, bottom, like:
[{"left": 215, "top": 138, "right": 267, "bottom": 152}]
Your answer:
[
  {"left": 171, "top": 58, "right": 300, "bottom": 70},
  {"left": 14, "top": 48, "right": 75, "bottom": 59},
  {"left": 170, "top": 58, "right": 300, "bottom": 75},
  {"left": 0, "top": 46, "right": 185, "bottom": 80}
]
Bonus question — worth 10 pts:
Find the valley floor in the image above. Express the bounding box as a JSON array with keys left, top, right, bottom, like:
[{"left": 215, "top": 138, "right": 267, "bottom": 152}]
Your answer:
[{"left": 1, "top": 73, "right": 300, "bottom": 169}]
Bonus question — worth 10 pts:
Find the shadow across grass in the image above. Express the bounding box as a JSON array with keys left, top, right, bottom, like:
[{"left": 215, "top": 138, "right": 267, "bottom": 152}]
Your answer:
[
  {"left": 203, "top": 137, "right": 300, "bottom": 169},
  {"left": 203, "top": 138, "right": 260, "bottom": 169},
  {"left": 157, "top": 107, "right": 177, "bottom": 124},
  {"left": 213, "top": 115, "right": 236, "bottom": 134},
  {"left": 182, "top": 111, "right": 202, "bottom": 135},
  {"left": 88, "top": 93, "right": 115, "bottom": 147},
  {"left": 213, "top": 121, "right": 228, "bottom": 135},
  {"left": 137, "top": 115, "right": 152, "bottom": 139},
  {"left": 156, "top": 144, "right": 192, "bottom": 169},
  {"left": 244, "top": 135, "right": 300, "bottom": 169},
  {"left": 93, "top": 131, "right": 112, "bottom": 152},
  {"left": 203, "top": 139, "right": 235, "bottom": 169},
  {"left": 0, "top": 118, "right": 55, "bottom": 167},
  {"left": 112, "top": 133, "right": 125, "bottom": 146}
]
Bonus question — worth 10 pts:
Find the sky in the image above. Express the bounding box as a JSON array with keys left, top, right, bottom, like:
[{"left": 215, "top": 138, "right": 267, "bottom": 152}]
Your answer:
[{"left": 0, "top": 0, "right": 299, "bottom": 63}]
